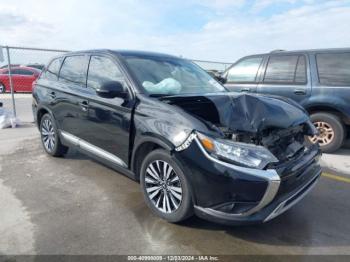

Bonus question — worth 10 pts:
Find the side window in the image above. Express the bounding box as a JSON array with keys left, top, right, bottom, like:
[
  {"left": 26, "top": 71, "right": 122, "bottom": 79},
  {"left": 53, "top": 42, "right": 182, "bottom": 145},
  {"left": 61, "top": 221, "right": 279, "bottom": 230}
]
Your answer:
[
  {"left": 44, "top": 58, "right": 62, "bottom": 80},
  {"left": 226, "top": 57, "right": 263, "bottom": 83},
  {"left": 9, "top": 69, "right": 20, "bottom": 75},
  {"left": 59, "top": 55, "right": 89, "bottom": 86},
  {"left": 264, "top": 55, "right": 306, "bottom": 84},
  {"left": 87, "top": 56, "right": 124, "bottom": 90},
  {"left": 316, "top": 53, "right": 350, "bottom": 86},
  {"left": 11, "top": 69, "right": 34, "bottom": 75}
]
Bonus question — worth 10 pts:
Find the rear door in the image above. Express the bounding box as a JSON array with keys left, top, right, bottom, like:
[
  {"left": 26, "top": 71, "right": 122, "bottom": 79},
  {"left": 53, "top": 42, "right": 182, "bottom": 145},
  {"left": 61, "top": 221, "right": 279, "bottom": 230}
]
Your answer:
[
  {"left": 257, "top": 54, "right": 311, "bottom": 104},
  {"left": 56, "top": 55, "right": 90, "bottom": 139},
  {"left": 223, "top": 55, "right": 264, "bottom": 93},
  {"left": 314, "top": 51, "right": 350, "bottom": 118},
  {"left": 80, "top": 54, "right": 133, "bottom": 166},
  {"left": 8, "top": 69, "right": 22, "bottom": 91}
]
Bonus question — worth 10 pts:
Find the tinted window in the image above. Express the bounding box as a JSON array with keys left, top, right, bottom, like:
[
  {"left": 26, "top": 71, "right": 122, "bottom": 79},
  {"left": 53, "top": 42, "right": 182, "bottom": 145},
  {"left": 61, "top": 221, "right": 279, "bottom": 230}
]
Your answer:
[
  {"left": 264, "top": 55, "right": 306, "bottom": 84},
  {"left": 11, "top": 69, "right": 34, "bottom": 75},
  {"left": 226, "top": 57, "right": 263, "bottom": 83},
  {"left": 44, "top": 58, "right": 62, "bottom": 80},
  {"left": 317, "top": 53, "right": 350, "bottom": 86},
  {"left": 87, "top": 56, "right": 124, "bottom": 90},
  {"left": 59, "top": 55, "right": 89, "bottom": 86}
]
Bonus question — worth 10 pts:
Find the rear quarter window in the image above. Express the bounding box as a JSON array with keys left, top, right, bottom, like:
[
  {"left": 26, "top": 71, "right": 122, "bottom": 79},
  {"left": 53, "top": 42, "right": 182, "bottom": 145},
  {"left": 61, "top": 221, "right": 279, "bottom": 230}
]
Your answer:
[{"left": 316, "top": 52, "right": 350, "bottom": 86}]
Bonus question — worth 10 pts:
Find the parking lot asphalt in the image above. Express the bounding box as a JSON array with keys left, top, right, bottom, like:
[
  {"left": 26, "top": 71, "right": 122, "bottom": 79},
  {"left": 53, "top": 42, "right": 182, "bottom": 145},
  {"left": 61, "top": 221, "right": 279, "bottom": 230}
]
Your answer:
[{"left": 1, "top": 94, "right": 350, "bottom": 256}]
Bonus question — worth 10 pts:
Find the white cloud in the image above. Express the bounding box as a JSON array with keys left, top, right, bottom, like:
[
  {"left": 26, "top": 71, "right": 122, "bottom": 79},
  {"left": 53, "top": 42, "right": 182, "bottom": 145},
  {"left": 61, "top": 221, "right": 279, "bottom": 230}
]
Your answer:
[
  {"left": 1, "top": 0, "right": 350, "bottom": 65},
  {"left": 251, "top": 0, "right": 298, "bottom": 13},
  {"left": 198, "top": 0, "right": 246, "bottom": 10}
]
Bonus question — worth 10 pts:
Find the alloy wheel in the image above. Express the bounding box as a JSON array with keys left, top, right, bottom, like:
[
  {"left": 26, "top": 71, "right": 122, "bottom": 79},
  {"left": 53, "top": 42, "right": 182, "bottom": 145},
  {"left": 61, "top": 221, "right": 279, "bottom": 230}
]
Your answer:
[
  {"left": 41, "top": 118, "right": 56, "bottom": 152},
  {"left": 309, "top": 121, "right": 335, "bottom": 146},
  {"left": 144, "top": 160, "right": 183, "bottom": 214}
]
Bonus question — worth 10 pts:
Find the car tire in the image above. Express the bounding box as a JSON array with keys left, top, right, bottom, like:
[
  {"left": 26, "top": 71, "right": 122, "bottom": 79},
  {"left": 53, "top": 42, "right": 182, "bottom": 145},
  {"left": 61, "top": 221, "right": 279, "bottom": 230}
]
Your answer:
[
  {"left": 309, "top": 112, "right": 346, "bottom": 153},
  {"left": 140, "top": 149, "right": 193, "bottom": 223},
  {"left": 40, "top": 113, "right": 68, "bottom": 157},
  {"left": 0, "top": 83, "right": 5, "bottom": 93}
]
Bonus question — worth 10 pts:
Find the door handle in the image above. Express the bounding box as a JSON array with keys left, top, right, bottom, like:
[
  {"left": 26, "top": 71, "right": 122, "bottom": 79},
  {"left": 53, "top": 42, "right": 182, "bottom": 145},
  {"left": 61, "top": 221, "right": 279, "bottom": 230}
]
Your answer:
[
  {"left": 48, "top": 91, "right": 56, "bottom": 98},
  {"left": 294, "top": 89, "right": 306, "bottom": 95},
  {"left": 240, "top": 88, "right": 250, "bottom": 92},
  {"left": 79, "top": 100, "right": 89, "bottom": 111}
]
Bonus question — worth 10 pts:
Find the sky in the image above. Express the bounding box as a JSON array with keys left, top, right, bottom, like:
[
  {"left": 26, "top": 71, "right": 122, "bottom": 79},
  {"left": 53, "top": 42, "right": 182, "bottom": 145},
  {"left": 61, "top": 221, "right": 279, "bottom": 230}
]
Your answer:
[{"left": 1, "top": 0, "right": 350, "bottom": 63}]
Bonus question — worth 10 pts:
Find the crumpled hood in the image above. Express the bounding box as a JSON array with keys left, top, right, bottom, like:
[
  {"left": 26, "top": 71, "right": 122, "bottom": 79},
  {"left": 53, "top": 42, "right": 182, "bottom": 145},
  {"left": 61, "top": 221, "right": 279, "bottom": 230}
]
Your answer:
[{"left": 161, "top": 92, "right": 314, "bottom": 134}]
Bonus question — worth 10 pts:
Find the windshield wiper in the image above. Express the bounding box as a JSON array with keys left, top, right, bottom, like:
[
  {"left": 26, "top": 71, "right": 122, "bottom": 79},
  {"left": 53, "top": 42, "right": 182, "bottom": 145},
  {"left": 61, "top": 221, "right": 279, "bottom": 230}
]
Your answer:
[{"left": 149, "top": 94, "right": 177, "bottom": 98}]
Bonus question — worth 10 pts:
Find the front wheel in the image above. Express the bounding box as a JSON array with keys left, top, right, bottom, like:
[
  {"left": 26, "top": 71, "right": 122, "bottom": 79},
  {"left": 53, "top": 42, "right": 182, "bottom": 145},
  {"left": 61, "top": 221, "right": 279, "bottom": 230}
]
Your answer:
[
  {"left": 308, "top": 112, "right": 346, "bottom": 153},
  {"left": 40, "top": 113, "right": 68, "bottom": 157},
  {"left": 140, "top": 149, "right": 193, "bottom": 223},
  {"left": 0, "top": 83, "right": 5, "bottom": 93}
]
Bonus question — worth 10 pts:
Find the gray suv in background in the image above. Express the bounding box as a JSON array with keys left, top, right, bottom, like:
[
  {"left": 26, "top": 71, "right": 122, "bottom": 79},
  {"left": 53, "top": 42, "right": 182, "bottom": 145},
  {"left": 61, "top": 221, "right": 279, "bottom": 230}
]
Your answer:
[{"left": 220, "top": 48, "right": 350, "bottom": 153}]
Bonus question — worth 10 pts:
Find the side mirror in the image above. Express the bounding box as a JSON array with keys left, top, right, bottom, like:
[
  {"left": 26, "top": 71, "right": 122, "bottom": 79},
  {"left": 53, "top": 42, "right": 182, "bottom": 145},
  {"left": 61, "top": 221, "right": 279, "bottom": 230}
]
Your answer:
[{"left": 96, "top": 81, "right": 128, "bottom": 99}]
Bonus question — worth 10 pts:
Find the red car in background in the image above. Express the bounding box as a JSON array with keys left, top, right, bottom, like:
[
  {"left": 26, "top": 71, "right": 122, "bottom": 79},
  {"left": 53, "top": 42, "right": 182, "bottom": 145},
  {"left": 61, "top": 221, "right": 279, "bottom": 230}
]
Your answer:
[{"left": 0, "top": 66, "right": 41, "bottom": 93}]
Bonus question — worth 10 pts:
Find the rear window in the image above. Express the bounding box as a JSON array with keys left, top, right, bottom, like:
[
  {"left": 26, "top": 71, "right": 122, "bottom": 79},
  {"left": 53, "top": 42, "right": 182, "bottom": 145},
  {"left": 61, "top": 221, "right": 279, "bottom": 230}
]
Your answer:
[
  {"left": 264, "top": 55, "right": 306, "bottom": 84},
  {"left": 44, "top": 58, "right": 62, "bottom": 80},
  {"left": 59, "top": 55, "right": 89, "bottom": 86},
  {"left": 316, "top": 53, "right": 350, "bottom": 86},
  {"left": 11, "top": 69, "right": 34, "bottom": 75}
]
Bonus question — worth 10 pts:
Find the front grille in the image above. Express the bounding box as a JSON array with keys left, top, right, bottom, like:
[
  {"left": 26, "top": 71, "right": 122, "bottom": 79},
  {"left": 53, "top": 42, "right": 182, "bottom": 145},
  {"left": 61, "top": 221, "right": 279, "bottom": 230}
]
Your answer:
[
  {"left": 275, "top": 150, "right": 320, "bottom": 198},
  {"left": 262, "top": 125, "right": 306, "bottom": 163}
]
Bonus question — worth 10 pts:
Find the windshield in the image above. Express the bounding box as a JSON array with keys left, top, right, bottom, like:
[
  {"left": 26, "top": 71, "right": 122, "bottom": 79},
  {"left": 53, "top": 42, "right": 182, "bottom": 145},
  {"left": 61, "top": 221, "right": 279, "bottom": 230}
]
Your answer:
[{"left": 122, "top": 55, "right": 226, "bottom": 95}]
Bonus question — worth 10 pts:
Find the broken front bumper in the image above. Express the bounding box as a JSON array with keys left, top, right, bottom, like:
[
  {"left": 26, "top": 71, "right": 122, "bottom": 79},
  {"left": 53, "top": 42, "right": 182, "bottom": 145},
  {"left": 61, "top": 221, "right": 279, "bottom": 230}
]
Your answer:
[{"left": 175, "top": 137, "right": 322, "bottom": 225}]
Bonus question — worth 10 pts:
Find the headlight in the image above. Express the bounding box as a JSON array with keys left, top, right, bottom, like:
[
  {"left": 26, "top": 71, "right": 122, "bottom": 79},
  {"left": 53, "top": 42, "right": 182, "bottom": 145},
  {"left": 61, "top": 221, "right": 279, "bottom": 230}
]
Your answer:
[{"left": 197, "top": 133, "right": 278, "bottom": 169}]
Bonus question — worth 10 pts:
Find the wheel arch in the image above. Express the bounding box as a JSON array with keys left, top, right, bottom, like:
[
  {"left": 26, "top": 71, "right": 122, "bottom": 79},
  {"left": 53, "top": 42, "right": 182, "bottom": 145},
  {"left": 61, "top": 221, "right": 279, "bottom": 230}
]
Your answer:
[
  {"left": 305, "top": 104, "right": 350, "bottom": 125},
  {"left": 0, "top": 81, "right": 6, "bottom": 92},
  {"left": 131, "top": 135, "right": 198, "bottom": 206},
  {"left": 36, "top": 106, "right": 56, "bottom": 128},
  {"left": 131, "top": 136, "right": 174, "bottom": 181}
]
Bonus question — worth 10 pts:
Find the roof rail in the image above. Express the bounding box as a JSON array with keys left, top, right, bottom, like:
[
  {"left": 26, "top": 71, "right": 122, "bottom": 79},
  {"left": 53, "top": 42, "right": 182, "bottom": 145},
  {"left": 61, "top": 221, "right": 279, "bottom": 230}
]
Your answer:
[{"left": 270, "top": 49, "right": 285, "bottom": 53}]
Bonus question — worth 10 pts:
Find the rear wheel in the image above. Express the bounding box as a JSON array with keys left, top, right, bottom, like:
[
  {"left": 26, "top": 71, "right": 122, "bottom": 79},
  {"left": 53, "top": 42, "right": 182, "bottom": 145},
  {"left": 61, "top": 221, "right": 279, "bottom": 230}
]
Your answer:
[
  {"left": 140, "top": 149, "right": 193, "bottom": 223},
  {"left": 308, "top": 112, "right": 345, "bottom": 153},
  {"left": 40, "top": 113, "right": 68, "bottom": 157},
  {"left": 0, "top": 83, "right": 5, "bottom": 93}
]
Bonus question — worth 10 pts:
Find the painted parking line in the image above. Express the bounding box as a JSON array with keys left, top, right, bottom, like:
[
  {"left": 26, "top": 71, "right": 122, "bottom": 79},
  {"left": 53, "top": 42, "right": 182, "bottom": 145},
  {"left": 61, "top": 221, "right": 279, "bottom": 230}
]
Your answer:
[{"left": 322, "top": 172, "right": 350, "bottom": 183}]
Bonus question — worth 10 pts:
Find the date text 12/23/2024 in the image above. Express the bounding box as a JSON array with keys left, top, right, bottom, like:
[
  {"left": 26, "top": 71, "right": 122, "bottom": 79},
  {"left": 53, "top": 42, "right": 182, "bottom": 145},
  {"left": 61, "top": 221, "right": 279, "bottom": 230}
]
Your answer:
[{"left": 127, "top": 255, "right": 219, "bottom": 261}]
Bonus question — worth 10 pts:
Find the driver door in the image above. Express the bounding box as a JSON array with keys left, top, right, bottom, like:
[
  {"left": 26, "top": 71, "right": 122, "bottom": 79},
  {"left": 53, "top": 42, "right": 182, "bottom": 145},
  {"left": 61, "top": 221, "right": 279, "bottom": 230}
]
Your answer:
[
  {"left": 81, "top": 55, "right": 133, "bottom": 166},
  {"left": 223, "top": 55, "right": 264, "bottom": 93}
]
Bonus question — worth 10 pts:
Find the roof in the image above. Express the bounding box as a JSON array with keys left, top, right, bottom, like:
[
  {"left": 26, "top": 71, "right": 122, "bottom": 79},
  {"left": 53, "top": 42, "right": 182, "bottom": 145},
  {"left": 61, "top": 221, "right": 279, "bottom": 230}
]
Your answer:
[
  {"left": 266, "top": 47, "right": 350, "bottom": 55},
  {"left": 62, "top": 49, "right": 180, "bottom": 59},
  {"left": 0, "top": 66, "right": 41, "bottom": 72}
]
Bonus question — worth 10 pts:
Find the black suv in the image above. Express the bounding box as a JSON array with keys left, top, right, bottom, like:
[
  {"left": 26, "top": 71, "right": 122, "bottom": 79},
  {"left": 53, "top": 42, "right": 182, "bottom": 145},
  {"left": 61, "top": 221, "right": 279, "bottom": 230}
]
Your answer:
[
  {"left": 32, "top": 50, "right": 321, "bottom": 225},
  {"left": 220, "top": 48, "right": 350, "bottom": 153}
]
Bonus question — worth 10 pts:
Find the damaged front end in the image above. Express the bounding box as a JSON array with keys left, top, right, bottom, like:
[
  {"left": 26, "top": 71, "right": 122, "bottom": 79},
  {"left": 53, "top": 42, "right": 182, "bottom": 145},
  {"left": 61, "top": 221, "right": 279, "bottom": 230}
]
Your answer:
[
  {"left": 163, "top": 93, "right": 321, "bottom": 224},
  {"left": 215, "top": 123, "right": 317, "bottom": 168},
  {"left": 167, "top": 93, "right": 318, "bottom": 170}
]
